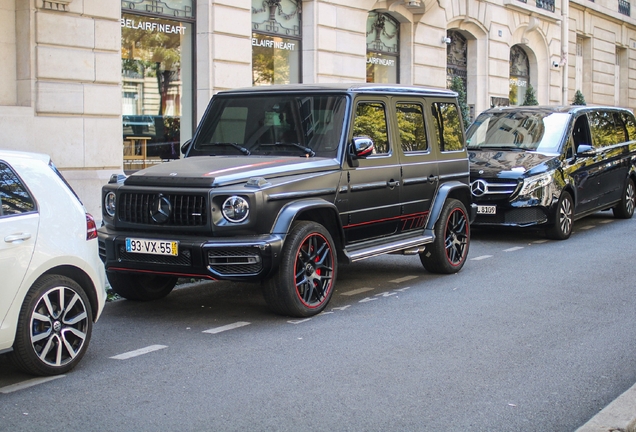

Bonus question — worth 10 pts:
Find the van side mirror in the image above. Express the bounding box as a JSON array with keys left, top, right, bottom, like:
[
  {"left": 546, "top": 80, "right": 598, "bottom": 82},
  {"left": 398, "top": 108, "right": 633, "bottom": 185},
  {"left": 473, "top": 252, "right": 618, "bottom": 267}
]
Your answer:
[
  {"left": 181, "top": 139, "right": 192, "bottom": 155},
  {"left": 576, "top": 144, "right": 595, "bottom": 157}
]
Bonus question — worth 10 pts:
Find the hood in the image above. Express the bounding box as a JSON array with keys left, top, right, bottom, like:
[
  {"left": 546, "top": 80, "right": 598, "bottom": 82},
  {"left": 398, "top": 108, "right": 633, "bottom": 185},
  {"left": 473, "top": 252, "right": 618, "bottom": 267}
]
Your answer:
[
  {"left": 469, "top": 150, "right": 557, "bottom": 179},
  {"left": 124, "top": 155, "right": 340, "bottom": 187}
]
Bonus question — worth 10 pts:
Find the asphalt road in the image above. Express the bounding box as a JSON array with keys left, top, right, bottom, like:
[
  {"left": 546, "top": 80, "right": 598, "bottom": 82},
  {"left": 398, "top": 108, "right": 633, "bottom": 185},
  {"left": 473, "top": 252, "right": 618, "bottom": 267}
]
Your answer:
[{"left": 1, "top": 210, "right": 635, "bottom": 431}]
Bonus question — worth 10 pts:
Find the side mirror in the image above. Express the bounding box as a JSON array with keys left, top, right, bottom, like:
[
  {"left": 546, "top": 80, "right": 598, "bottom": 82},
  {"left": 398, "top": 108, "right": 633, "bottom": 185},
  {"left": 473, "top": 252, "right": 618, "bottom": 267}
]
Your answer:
[
  {"left": 352, "top": 136, "right": 375, "bottom": 158},
  {"left": 181, "top": 139, "right": 192, "bottom": 156},
  {"left": 576, "top": 144, "right": 595, "bottom": 157}
]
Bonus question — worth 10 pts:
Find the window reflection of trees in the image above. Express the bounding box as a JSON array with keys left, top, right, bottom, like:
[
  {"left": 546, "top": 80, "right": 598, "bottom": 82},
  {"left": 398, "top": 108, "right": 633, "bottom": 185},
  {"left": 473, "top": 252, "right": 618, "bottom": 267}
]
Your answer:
[
  {"left": 0, "top": 163, "right": 35, "bottom": 216},
  {"left": 353, "top": 103, "right": 389, "bottom": 154},
  {"left": 396, "top": 103, "right": 427, "bottom": 152},
  {"left": 432, "top": 103, "right": 463, "bottom": 151}
]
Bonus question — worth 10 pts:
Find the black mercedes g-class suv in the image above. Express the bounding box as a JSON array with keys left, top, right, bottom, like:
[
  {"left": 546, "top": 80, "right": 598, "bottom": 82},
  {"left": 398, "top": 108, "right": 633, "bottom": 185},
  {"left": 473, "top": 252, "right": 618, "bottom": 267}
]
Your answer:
[{"left": 98, "top": 84, "right": 472, "bottom": 317}]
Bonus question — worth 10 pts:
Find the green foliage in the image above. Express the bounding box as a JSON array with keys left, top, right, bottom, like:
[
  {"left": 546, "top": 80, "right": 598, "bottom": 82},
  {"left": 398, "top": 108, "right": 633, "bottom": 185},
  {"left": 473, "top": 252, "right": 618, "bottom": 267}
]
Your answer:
[
  {"left": 352, "top": 103, "right": 389, "bottom": 153},
  {"left": 522, "top": 84, "right": 539, "bottom": 106},
  {"left": 449, "top": 76, "right": 471, "bottom": 129},
  {"left": 572, "top": 90, "right": 587, "bottom": 106}
]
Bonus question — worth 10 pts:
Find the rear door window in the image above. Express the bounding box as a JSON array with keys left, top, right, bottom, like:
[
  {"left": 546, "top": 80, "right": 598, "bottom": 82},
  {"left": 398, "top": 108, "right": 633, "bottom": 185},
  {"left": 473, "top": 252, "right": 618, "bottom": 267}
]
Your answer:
[
  {"left": 0, "top": 162, "right": 36, "bottom": 217},
  {"left": 588, "top": 111, "right": 618, "bottom": 148},
  {"left": 431, "top": 102, "right": 464, "bottom": 152}
]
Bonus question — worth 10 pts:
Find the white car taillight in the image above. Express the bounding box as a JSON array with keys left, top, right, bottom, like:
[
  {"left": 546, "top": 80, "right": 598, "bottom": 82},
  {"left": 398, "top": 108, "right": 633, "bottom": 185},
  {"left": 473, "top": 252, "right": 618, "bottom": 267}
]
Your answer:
[{"left": 86, "top": 213, "right": 97, "bottom": 240}]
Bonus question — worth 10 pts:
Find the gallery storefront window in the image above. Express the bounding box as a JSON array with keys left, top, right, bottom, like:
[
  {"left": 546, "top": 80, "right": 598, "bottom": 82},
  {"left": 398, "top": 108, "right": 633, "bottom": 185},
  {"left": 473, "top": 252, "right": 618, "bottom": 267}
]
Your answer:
[
  {"left": 366, "top": 11, "right": 399, "bottom": 84},
  {"left": 121, "top": 0, "right": 194, "bottom": 170},
  {"left": 252, "top": 0, "right": 301, "bottom": 86},
  {"left": 509, "top": 45, "right": 530, "bottom": 106}
]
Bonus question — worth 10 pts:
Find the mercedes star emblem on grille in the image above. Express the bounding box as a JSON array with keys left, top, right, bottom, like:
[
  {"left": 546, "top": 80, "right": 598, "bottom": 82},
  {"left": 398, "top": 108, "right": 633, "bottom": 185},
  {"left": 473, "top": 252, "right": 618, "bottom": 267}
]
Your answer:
[
  {"left": 150, "top": 194, "right": 172, "bottom": 224},
  {"left": 471, "top": 180, "right": 487, "bottom": 197}
]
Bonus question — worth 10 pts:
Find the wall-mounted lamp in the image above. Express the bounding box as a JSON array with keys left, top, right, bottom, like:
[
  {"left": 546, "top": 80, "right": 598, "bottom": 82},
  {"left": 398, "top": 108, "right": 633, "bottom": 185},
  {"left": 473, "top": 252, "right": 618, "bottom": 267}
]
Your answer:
[
  {"left": 443, "top": 37, "right": 452, "bottom": 44},
  {"left": 552, "top": 61, "right": 560, "bottom": 68}
]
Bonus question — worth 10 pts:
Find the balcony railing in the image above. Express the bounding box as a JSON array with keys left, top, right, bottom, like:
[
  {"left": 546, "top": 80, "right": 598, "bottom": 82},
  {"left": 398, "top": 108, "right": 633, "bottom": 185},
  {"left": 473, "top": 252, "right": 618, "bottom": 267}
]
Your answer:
[{"left": 619, "top": 0, "right": 631, "bottom": 15}]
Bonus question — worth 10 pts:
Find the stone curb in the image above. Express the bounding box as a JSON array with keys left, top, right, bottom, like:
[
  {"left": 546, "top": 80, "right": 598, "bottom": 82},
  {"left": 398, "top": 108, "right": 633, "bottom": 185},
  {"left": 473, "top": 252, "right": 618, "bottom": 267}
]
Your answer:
[{"left": 576, "top": 382, "right": 636, "bottom": 432}]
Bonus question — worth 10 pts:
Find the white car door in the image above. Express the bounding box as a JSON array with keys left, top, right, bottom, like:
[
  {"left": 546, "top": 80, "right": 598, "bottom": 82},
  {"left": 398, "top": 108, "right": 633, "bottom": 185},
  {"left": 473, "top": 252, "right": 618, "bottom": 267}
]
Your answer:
[{"left": 0, "top": 161, "right": 39, "bottom": 328}]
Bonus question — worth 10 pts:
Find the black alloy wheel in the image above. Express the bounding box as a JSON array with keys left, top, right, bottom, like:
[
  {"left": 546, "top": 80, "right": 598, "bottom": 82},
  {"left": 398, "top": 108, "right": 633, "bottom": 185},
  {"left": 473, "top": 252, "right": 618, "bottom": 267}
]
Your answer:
[
  {"left": 420, "top": 198, "right": 470, "bottom": 274},
  {"left": 262, "top": 221, "right": 336, "bottom": 317},
  {"left": 613, "top": 177, "right": 636, "bottom": 219},
  {"left": 10, "top": 275, "right": 93, "bottom": 376},
  {"left": 546, "top": 191, "right": 573, "bottom": 240}
]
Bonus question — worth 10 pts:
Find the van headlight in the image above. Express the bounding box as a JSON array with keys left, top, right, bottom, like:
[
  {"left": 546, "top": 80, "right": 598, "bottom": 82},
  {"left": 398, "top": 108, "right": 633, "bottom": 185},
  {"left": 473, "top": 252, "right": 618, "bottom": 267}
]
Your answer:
[
  {"left": 222, "top": 196, "right": 249, "bottom": 223},
  {"left": 104, "top": 192, "right": 116, "bottom": 217},
  {"left": 518, "top": 172, "right": 554, "bottom": 197}
]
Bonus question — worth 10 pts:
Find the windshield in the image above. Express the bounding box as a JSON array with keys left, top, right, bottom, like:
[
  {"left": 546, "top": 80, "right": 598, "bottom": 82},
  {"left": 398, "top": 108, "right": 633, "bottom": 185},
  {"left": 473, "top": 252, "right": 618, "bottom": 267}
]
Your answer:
[
  {"left": 466, "top": 110, "right": 570, "bottom": 154},
  {"left": 192, "top": 94, "right": 347, "bottom": 158}
]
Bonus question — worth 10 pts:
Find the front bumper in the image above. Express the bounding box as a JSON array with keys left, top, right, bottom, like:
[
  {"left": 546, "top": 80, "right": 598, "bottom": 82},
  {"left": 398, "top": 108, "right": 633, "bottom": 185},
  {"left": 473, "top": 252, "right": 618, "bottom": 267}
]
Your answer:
[{"left": 98, "top": 227, "right": 284, "bottom": 281}]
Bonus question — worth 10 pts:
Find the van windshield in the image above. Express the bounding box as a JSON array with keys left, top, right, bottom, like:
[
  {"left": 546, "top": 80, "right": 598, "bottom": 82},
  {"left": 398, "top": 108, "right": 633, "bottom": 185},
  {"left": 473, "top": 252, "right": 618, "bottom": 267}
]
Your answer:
[
  {"left": 192, "top": 94, "right": 348, "bottom": 158},
  {"left": 466, "top": 110, "right": 570, "bottom": 154}
]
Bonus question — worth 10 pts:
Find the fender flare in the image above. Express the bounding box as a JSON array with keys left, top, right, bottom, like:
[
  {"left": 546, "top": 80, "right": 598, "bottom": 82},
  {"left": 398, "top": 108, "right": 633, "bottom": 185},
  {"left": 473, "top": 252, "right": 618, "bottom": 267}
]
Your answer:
[
  {"left": 425, "top": 181, "right": 471, "bottom": 232},
  {"left": 271, "top": 198, "right": 344, "bottom": 239}
]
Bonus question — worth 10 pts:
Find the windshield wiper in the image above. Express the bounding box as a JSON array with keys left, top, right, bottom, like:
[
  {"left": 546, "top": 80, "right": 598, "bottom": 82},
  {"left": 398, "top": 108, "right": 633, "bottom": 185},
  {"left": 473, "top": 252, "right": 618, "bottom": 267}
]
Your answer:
[
  {"left": 258, "top": 142, "right": 316, "bottom": 157},
  {"left": 201, "top": 142, "right": 251, "bottom": 155}
]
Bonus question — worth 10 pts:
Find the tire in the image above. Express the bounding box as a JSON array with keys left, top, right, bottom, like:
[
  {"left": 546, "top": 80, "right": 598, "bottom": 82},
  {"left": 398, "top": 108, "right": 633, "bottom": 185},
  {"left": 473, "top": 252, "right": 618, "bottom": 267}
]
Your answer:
[
  {"left": 262, "top": 221, "right": 337, "bottom": 317},
  {"left": 9, "top": 275, "right": 93, "bottom": 376},
  {"left": 613, "top": 178, "right": 635, "bottom": 219},
  {"left": 107, "top": 271, "right": 177, "bottom": 301},
  {"left": 546, "top": 191, "right": 574, "bottom": 240},
  {"left": 420, "top": 198, "right": 470, "bottom": 274}
]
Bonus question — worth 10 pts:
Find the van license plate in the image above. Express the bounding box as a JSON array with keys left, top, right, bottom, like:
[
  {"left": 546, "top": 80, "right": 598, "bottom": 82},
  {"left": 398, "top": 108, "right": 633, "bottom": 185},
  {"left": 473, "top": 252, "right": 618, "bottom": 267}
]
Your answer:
[
  {"left": 126, "top": 238, "right": 179, "bottom": 256},
  {"left": 476, "top": 205, "right": 496, "bottom": 215}
]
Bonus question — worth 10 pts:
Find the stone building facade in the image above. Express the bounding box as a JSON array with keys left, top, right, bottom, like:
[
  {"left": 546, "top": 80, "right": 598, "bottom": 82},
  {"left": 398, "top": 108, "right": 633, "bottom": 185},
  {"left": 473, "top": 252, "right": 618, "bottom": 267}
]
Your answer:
[{"left": 0, "top": 0, "right": 635, "bottom": 217}]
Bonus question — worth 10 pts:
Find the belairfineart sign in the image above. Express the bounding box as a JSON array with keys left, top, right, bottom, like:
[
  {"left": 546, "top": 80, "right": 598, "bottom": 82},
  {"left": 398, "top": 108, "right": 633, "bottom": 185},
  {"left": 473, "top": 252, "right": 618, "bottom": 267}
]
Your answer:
[{"left": 121, "top": 18, "right": 186, "bottom": 35}]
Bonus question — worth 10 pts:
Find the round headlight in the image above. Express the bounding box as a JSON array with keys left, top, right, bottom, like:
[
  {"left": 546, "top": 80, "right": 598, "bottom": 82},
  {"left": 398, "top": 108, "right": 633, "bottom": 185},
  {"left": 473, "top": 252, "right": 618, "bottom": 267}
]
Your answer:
[
  {"left": 222, "top": 196, "right": 249, "bottom": 223},
  {"left": 104, "top": 192, "right": 116, "bottom": 217}
]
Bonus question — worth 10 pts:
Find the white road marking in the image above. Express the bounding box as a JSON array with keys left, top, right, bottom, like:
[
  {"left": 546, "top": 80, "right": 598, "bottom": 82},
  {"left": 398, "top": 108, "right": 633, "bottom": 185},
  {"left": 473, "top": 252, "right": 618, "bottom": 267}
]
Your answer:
[
  {"left": 470, "top": 255, "right": 493, "bottom": 261},
  {"left": 110, "top": 344, "right": 167, "bottom": 360},
  {"left": 600, "top": 219, "right": 614, "bottom": 224},
  {"left": 203, "top": 321, "right": 251, "bottom": 334},
  {"left": 359, "top": 297, "right": 379, "bottom": 303},
  {"left": 395, "top": 287, "right": 412, "bottom": 292},
  {"left": 341, "top": 287, "right": 374, "bottom": 296},
  {"left": 504, "top": 246, "right": 524, "bottom": 252},
  {"left": 288, "top": 318, "right": 311, "bottom": 325},
  {"left": 375, "top": 291, "right": 398, "bottom": 297},
  {"left": 581, "top": 225, "right": 595, "bottom": 230},
  {"left": 532, "top": 240, "right": 549, "bottom": 244},
  {"left": 331, "top": 305, "right": 351, "bottom": 311},
  {"left": 0, "top": 376, "right": 65, "bottom": 394},
  {"left": 389, "top": 275, "right": 418, "bottom": 283}
]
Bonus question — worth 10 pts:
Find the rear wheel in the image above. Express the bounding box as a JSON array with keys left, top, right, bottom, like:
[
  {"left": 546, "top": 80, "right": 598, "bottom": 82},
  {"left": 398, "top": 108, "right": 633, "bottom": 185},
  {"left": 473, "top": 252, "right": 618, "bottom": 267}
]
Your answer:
[
  {"left": 106, "top": 271, "right": 177, "bottom": 301},
  {"left": 613, "top": 178, "right": 635, "bottom": 219},
  {"left": 546, "top": 191, "right": 574, "bottom": 240},
  {"left": 9, "top": 275, "right": 93, "bottom": 376},
  {"left": 420, "top": 199, "right": 470, "bottom": 274},
  {"left": 262, "top": 221, "right": 336, "bottom": 317}
]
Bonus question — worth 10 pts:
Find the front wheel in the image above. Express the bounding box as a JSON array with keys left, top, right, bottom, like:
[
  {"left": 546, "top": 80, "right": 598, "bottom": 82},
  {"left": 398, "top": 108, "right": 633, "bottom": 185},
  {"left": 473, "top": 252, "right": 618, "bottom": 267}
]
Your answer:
[
  {"left": 420, "top": 198, "right": 470, "bottom": 274},
  {"left": 546, "top": 191, "right": 573, "bottom": 240},
  {"left": 262, "top": 221, "right": 337, "bottom": 317},
  {"left": 613, "top": 178, "right": 635, "bottom": 219},
  {"left": 106, "top": 271, "right": 177, "bottom": 301},
  {"left": 9, "top": 275, "right": 93, "bottom": 376}
]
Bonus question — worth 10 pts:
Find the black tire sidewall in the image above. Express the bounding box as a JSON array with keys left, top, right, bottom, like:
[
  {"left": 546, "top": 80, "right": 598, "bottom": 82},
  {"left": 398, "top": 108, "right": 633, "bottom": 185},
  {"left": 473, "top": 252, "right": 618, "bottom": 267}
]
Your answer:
[
  {"left": 421, "top": 199, "right": 470, "bottom": 274},
  {"left": 547, "top": 192, "right": 573, "bottom": 240}
]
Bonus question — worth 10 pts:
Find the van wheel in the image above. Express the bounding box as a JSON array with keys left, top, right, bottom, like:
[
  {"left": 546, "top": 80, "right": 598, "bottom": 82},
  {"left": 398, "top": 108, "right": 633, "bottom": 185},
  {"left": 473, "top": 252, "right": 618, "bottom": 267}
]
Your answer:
[
  {"left": 613, "top": 178, "right": 635, "bottom": 219},
  {"left": 420, "top": 199, "right": 470, "bottom": 274},
  {"left": 262, "top": 221, "right": 336, "bottom": 317},
  {"left": 546, "top": 192, "right": 573, "bottom": 240},
  {"left": 106, "top": 271, "right": 177, "bottom": 301},
  {"left": 9, "top": 275, "right": 93, "bottom": 376}
]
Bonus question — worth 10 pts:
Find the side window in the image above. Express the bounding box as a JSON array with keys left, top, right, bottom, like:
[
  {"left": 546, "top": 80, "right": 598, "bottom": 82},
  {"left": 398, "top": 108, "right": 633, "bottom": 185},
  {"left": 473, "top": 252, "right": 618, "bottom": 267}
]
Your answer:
[
  {"left": 620, "top": 111, "right": 636, "bottom": 141},
  {"left": 0, "top": 162, "right": 35, "bottom": 217},
  {"left": 431, "top": 102, "right": 464, "bottom": 152},
  {"left": 614, "top": 112, "right": 628, "bottom": 143},
  {"left": 353, "top": 102, "right": 389, "bottom": 154},
  {"left": 396, "top": 102, "right": 428, "bottom": 153},
  {"left": 588, "top": 111, "right": 617, "bottom": 148}
]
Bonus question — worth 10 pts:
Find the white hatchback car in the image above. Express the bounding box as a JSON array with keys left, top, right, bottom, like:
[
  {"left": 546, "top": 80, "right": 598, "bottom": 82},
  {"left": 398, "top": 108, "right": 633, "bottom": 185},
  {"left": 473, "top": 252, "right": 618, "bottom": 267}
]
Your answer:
[{"left": 0, "top": 150, "right": 106, "bottom": 375}]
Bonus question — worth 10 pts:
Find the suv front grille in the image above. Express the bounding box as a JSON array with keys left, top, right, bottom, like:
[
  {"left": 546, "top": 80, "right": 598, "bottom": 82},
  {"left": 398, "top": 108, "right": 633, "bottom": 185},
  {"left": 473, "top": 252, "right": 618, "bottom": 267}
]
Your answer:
[
  {"left": 208, "top": 248, "right": 263, "bottom": 275},
  {"left": 119, "top": 192, "right": 207, "bottom": 226}
]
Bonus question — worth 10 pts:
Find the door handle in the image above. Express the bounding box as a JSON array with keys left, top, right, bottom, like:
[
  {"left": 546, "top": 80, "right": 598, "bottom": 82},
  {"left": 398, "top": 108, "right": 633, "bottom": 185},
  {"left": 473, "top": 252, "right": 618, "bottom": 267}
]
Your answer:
[
  {"left": 428, "top": 174, "right": 439, "bottom": 183},
  {"left": 4, "top": 232, "right": 32, "bottom": 243},
  {"left": 387, "top": 180, "right": 400, "bottom": 189}
]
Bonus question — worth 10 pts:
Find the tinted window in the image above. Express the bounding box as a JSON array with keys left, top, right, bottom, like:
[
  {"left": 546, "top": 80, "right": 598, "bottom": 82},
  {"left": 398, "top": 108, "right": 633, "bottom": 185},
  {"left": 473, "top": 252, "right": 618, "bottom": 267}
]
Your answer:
[
  {"left": 353, "top": 102, "right": 389, "bottom": 154},
  {"left": 431, "top": 102, "right": 463, "bottom": 152},
  {"left": 0, "top": 162, "right": 35, "bottom": 216},
  {"left": 396, "top": 102, "right": 428, "bottom": 153},
  {"left": 588, "top": 111, "right": 617, "bottom": 148},
  {"left": 620, "top": 111, "right": 636, "bottom": 141}
]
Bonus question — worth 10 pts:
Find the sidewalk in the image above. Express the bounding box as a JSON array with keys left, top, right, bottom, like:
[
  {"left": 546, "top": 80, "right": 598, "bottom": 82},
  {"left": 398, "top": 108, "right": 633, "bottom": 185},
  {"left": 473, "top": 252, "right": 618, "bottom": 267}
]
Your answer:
[{"left": 576, "top": 382, "right": 636, "bottom": 432}]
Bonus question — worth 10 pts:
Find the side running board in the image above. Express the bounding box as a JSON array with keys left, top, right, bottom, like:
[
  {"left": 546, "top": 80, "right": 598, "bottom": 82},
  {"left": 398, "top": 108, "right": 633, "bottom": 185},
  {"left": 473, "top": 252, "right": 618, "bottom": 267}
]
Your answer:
[{"left": 344, "top": 234, "right": 435, "bottom": 262}]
